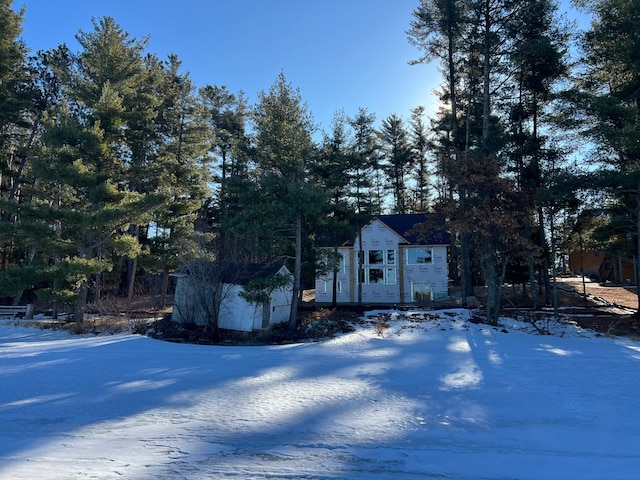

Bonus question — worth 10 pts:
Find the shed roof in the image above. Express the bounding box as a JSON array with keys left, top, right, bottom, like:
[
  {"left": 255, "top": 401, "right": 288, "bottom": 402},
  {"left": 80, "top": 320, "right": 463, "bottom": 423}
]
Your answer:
[{"left": 174, "top": 261, "right": 290, "bottom": 285}]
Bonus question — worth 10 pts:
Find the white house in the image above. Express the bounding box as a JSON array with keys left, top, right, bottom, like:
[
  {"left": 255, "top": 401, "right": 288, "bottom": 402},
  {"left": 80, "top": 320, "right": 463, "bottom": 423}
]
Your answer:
[
  {"left": 315, "top": 214, "right": 449, "bottom": 305},
  {"left": 172, "top": 262, "right": 293, "bottom": 332}
]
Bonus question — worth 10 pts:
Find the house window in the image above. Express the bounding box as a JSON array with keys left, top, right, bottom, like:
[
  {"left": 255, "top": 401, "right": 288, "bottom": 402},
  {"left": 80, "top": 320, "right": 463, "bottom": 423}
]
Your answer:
[
  {"left": 366, "top": 268, "right": 396, "bottom": 285},
  {"left": 387, "top": 268, "right": 397, "bottom": 285},
  {"left": 387, "top": 249, "right": 396, "bottom": 265},
  {"left": 368, "top": 250, "right": 384, "bottom": 265},
  {"left": 363, "top": 249, "right": 397, "bottom": 284},
  {"left": 412, "top": 282, "right": 432, "bottom": 301},
  {"left": 367, "top": 249, "right": 396, "bottom": 265},
  {"left": 406, "top": 248, "right": 433, "bottom": 265},
  {"left": 368, "top": 268, "right": 385, "bottom": 284},
  {"left": 322, "top": 280, "right": 342, "bottom": 293}
]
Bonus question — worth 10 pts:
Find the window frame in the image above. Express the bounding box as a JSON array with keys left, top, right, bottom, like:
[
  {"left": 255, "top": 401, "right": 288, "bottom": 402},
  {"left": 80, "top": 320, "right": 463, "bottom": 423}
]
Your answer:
[
  {"left": 386, "top": 268, "right": 397, "bottom": 285},
  {"left": 366, "top": 249, "right": 397, "bottom": 265},
  {"left": 386, "top": 249, "right": 396, "bottom": 265},
  {"left": 368, "top": 268, "right": 385, "bottom": 284},
  {"left": 405, "top": 247, "right": 433, "bottom": 265},
  {"left": 368, "top": 250, "right": 384, "bottom": 265},
  {"left": 411, "top": 282, "right": 432, "bottom": 301}
]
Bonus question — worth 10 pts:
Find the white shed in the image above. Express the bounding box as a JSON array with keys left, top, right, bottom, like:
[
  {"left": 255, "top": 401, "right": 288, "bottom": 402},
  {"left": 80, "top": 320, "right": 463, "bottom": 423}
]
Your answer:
[{"left": 172, "top": 262, "right": 293, "bottom": 332}]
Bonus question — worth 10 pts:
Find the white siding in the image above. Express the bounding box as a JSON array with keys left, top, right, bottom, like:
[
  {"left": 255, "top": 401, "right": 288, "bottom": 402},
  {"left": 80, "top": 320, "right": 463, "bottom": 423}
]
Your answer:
[
  {"left": 354, "top": 220, "right": 404, "bottom": 304},
  {"left": 314, "top": 246, "right": 352, "bottom": 304},
  {"left": 172, "top": 267, "right": 293, "bottom": 332},
  {"left": 268, "top": 284, "right": 292, "bottom": 326},
  {"left": 315, "top": 218, "right": 449, "bottom": 305},
  {"left": 218, "top": 284, "right": 259, "bottom": 332},
  {"left": 401, "top": 245, "right": 448, "bottom": 302}
]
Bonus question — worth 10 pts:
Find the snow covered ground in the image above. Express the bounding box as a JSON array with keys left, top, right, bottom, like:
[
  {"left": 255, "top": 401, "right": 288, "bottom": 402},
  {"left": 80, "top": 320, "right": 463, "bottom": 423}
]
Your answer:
[{"left": 1, "top": 310, "right": 639, "bottom": 479}]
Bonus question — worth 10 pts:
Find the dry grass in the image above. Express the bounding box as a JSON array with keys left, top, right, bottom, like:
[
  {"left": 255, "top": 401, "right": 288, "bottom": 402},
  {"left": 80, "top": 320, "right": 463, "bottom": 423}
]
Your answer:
[{"left": 26, "top": 281, "right": 639, "bottom": 339}]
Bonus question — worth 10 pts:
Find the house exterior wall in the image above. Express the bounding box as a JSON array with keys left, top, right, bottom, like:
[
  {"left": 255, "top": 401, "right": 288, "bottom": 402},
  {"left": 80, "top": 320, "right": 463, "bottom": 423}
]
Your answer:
[
  {"left": 399, "top": 244, "right": 449, "bottom": 302},
  {"left": 315, "top": 219, "right": 449, "bottom": 305},
  {"left": 315, "top": 246, "right": 354, "bottom": 304},
  {"left": 356, "top": 219, "right": 403, "bottom": 304}
]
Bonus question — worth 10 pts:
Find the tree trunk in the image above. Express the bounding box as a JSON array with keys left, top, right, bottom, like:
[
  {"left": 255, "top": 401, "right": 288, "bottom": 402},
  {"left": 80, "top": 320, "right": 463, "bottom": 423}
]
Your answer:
[
  {"left": 460, "top": 219, "right": 474, "bottom": 298},
  {"left": 331, "top": 246, "right": 338, "bottom": 307},
  {"left": 538, "top": 206, "right": 552, "bottom": 305},
  {"left": 127, "top": 256, "right": 138, "bottom": 307},
  {"left": 550, "top": 213, "right": 559, "bottom": 317},
  {"left": 160, "top": 270, "right": 170, "bottom": 308},
  {"left": 12, "top": 246, "right": 37, "bottom": 306},
  {"left": 524, "top": 219, "right": 540, "bottom": 310},
  {"left": 579, "top": 232, "right": 588, "bottom": 302},
  {"left": 126, "top": 225, "right": 140, "bottom": 307},
  {"left": 288, "top": 211, "right": 302, "bottom": 330},
  {"left": 635, "top": 183, "right": 640, "bottom": 316},
  {"left": 357, "top": 228, "right": 363, "bottom": 306},
  {"left": 483, "top": 252, "right": 500, "bottom": 325},
  {"left": 74, "top": 281, "right": 88, "bottom": 324}
]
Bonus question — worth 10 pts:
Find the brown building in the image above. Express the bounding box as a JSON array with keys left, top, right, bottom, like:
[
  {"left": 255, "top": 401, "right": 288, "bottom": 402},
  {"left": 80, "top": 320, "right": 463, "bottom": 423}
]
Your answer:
[{"left": 568, "top": 250, "right": 636, "bottom": 284}]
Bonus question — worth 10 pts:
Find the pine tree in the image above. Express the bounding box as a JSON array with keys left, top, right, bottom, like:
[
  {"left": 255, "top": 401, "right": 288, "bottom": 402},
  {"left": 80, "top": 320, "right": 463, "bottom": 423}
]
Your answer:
[
  {"left": 312, "top": 111, "right": 364, "bottom": 306},
  {"left": 378, "top": 113, "right": 414, "bottom": 214},
  {"left": 409, "top": 0, "right": 569, "bottom": 322},
  {"left": 409, "top": 0, "right": 474, "bottom": 297},
  {"left": 409, "top": 106, "right": 433, "bottom": 212},
  {"left": 315, "top": 110, "right": 352, "bottom": 211},
  {"left": 0, "top": 1, "right": 32, "bottom": 151},
  {"left": 503, "top": 0, "right": 569, "bottom": 309},
  {"left": 145, "top": 55, "right": 213, "bottom": 306},
  {"left": 0, "top": 1, "right": 40, "bottom": 272},
  {"left": 577, "top": 0, "right": 640, "bottom": 312},
  {"left": 200, "top": 84, "right": 250, "bottom": 261},
  {"left": 29, "top": 17, "right": 167, "bottom": 321},
  {"left": 348, "top": 108, "right": 380, "bottom": 215},
  {"left": 241, "top": 73, "right": 326, "bottom": 330}
]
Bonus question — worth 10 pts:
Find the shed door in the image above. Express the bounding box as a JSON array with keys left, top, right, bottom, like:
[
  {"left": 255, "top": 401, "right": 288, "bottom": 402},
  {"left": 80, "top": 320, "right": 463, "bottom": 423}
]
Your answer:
[{"left": 261, "top": 303, "right": 270, "bottom": 329}]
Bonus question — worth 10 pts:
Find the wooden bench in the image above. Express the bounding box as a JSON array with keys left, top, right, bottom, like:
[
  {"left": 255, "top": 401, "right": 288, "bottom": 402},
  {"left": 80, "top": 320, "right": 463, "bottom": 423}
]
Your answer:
[{"left": 0, "top": 304, "right": 34, "bottom": 320}]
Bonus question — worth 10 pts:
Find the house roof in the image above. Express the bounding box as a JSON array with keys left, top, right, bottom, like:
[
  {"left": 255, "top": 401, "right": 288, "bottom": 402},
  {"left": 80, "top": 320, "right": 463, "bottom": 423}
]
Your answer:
[
  {"left": 174, "top": 261, "right": 291, "bottom": 285},
  {"left": 377, "top": 214, "right": 449, "bottom": 245}
]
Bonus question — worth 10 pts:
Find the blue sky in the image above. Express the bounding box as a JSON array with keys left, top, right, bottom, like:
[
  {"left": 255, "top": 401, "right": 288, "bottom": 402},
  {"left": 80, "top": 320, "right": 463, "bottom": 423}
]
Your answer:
[
  {"left": 14, "top": 0, "right": 589, "bottom": 133},
  {"left": 15, "top": 0, "right": 437, "bottom": 132}
]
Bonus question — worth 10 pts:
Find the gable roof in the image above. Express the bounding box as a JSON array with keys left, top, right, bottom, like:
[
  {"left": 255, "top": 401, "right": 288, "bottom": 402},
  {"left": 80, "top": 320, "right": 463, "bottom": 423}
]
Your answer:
[
  {"left": 232, "top": 263, "right": 291, "bottom": 285},
  {"left": 377, "top": 214, "right": 449, "bottom": 245},
  {"left": 174, "top": 261, "right": 291, "bottom": 285}
]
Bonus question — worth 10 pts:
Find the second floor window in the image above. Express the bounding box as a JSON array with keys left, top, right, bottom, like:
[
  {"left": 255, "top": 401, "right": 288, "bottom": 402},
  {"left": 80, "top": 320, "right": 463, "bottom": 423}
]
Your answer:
[
  {"left": 367, "top": 249, "right": 396, "bottom": 265},
  {"left": 406, "top": 248, "right": 433, "bottom": 265},
  {"left": 368, "top": 250, "right": 384, "bottom": 264}
]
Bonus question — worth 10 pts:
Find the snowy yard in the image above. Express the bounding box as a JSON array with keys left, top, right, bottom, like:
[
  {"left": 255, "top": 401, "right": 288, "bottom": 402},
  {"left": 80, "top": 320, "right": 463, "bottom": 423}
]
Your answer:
[{"left": 1, "top": 310, "right": 639, "bottom": 479}]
